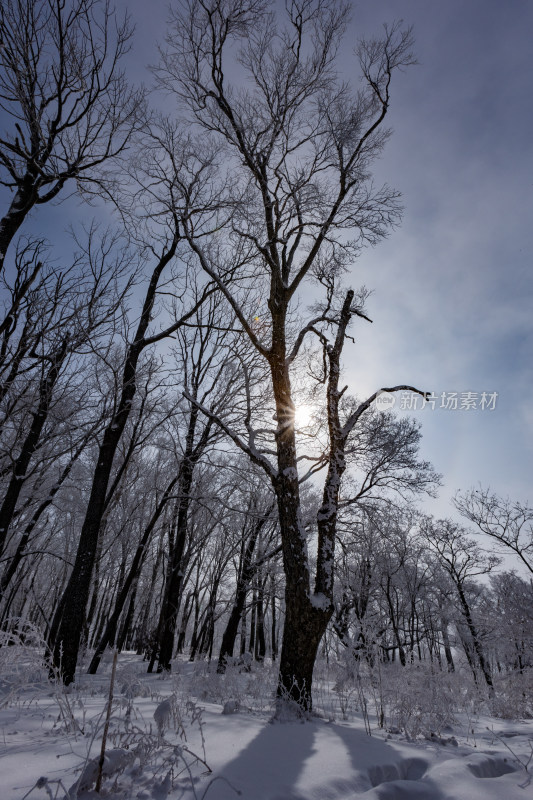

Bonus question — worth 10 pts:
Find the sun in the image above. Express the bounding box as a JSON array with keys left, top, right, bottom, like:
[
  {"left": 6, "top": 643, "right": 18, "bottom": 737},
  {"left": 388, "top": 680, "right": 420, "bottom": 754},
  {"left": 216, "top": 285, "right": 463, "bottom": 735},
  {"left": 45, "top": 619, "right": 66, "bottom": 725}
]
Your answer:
[{"left": 294, "top": 403, "right": 313, "bottom": 430}]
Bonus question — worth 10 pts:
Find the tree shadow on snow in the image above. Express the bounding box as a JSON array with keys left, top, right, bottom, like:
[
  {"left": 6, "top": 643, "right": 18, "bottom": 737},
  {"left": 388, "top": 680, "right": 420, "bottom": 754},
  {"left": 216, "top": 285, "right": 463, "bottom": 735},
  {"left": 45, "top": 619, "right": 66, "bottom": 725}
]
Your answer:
[
  {"left": 330, "top": 723, "right": 449, "bottom": 800},
  {"left": 203, "top": 715, "right": 448, "bottom": 800},
  {"left": 203, "top": 716, "right": 317, "bottom": 799}
]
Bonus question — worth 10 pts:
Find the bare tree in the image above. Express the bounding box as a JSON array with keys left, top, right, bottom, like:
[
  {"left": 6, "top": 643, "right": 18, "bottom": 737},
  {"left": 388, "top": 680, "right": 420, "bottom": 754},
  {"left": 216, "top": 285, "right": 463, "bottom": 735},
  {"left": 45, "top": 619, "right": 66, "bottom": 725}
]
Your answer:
[
  {"left": 147, "top": 299, "right": 244, "bottom": 674},
  {"left": 0, "top": 227, "right": 132, "bottom": 561},
  {"left": 157, "top": 0, "right": 429, "bottom": 713},
  {"left": 454, "top": 487, "right": 533, "bottom": 575},
  {"left": 217, "top": 483, "right": 277, "bottom": 673},
  {"left": 421, "top": 517, "right": 499, "bottom": 693},
  {"left": 0, "top": 0, "right": 143, "bottom": 268},
  {"left": 48, "top": 244, "right": 211, "bottom": 683},
  {"left": 489, "top": 571, "right": 533, "bottom": 674}
]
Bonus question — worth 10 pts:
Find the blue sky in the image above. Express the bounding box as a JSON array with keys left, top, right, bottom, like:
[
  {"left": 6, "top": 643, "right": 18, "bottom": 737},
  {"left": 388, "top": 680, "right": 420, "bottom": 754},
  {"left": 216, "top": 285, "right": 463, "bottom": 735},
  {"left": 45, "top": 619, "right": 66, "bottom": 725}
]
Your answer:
[
  {"left": 340, "top": 0, "right": 533, "bottom": 516},
  {"left": 1, "top": 0, "right": 531, "bottom": 520},
  {"left": 111, "top": 0, "right": 532, "bottom": 515}
]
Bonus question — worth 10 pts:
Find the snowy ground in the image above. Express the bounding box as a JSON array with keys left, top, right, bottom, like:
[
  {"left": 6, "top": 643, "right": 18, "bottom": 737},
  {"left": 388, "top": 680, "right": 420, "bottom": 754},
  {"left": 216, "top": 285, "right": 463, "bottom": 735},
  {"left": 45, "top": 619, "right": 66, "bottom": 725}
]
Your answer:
[{"left": 0, "top": 653, "right": 532, "bottom": 800}]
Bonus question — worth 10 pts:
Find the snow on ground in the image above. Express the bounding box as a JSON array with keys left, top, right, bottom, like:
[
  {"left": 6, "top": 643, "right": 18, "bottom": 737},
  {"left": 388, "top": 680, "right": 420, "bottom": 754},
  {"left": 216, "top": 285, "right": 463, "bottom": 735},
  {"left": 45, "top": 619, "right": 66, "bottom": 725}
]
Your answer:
[
  {"left": 0, "top": 653, "right": 531, "bottom": 800},
  {"left": 199, "top": 713, "right": 531, "bottom": 800}
]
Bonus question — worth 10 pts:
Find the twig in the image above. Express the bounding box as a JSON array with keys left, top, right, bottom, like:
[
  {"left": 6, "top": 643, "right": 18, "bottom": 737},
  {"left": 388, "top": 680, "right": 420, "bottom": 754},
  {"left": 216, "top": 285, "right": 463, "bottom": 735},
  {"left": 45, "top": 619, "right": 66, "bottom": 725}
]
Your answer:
[
  {"left": 486, "top": 726, "right": 533, "bottom": 773},
  {"left": 95, "top": 650, "right": 118, "bottom": 793},
  {"left": 201, "top": 775, "right": 242, "bottom": 798}
]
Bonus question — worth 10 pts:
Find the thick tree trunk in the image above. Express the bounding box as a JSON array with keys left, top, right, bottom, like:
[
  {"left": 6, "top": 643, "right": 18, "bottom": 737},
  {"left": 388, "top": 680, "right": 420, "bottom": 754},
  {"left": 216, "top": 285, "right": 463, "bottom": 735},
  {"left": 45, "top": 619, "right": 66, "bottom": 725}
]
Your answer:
[
  {"left": 270, "top": 337, "right": 325, "bottom": 710},
  {"left": 277, "top": 596, "right": 329, "bottom": 712},
  {"left": 269, "top": 292, "right": 353, "bottom": 713}
]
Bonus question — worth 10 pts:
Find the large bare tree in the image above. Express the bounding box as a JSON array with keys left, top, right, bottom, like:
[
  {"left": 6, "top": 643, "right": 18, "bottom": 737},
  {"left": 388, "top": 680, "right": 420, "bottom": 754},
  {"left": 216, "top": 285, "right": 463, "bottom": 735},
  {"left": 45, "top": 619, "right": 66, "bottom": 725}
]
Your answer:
[{"left": 157, "top": 0, "right": 428, "bottom": 713}]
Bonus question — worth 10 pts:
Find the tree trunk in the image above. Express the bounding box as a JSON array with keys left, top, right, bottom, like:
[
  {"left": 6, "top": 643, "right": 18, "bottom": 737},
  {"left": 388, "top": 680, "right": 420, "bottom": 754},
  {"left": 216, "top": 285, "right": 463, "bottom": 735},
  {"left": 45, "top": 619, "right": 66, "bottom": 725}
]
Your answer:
[
  {"left": 149, "top": 403, "right": 212, "bottom": 673},
  {"left": 441, "top": 619, "right": 455, "bottom": 672},
  {"left": 269, "top": 292, "right": 353, "bottom": 713},
  {"left": 0, "top": 345, "right": 67, "bottom": 557},
  {"left": 384, "top": 582, "right": 406, "bottom": 667},
  {"left": 176, "top": 592, "right": 193, "bottom": 654},
  {"left": 217, "top": 502, "right": 275, "bottom": 672},
  {"left": 456, "top": 582, "right": 493, "bottom": 692},
  {"left": 87, "top": 475, "right": 177, "bottom": 673},
  {"left": 0, "top": 179, "right": 38, "bottom": 272},
  {"left": 255, "top": 584, "right": 266, "bottom": 662},
  {"left": 0, "top": 432, "right": 90, "bottom": 601},
  {"left": 49, "top": 245, "right": 180, "bottom": 683},
  {"left": 248, "top": 584, "right": 257, "bottom": 656},
  {"left": 116, "top": 583, "right": 138, "bottom": 652},
  {"left": 136, "top": 527, "right": 165, "bottom": 655},
  {"left": 271, "top": 580, "right": 277, "bottom": 662}
]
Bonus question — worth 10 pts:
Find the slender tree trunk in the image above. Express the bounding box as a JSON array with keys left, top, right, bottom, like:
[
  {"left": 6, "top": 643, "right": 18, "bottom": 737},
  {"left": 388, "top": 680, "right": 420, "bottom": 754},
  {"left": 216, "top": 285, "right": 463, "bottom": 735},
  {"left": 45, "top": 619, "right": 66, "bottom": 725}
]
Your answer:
[
  {"left": 151, "top": 407, "right": 212, "bottom": 673},
  {"left": 199, "top": 588, "right": 218, "bottom": 657},
  {"left": 176, "top": 592, "right": 193, "bottom": 654},
  {"left": 240, "top": 606, "right": 247, "bottom": 656},
  {"left": 456, "top": 582, "right": 493, "bottom": 692},
  {"left": 49, "top": 245, "right": 180, "bottom": 683},
  {"left": 136, "top": 527, "right": 165, "bottom": 655},
  {"left": 87, "top": 475, "right": 178, "bottom": 673},
  {"left": 116, "top": 583, "right": 138, "bottom": 652},
  {"left": 0, "top": 345, "right": 67, "bottom": 557},
  {"left": 384, "top": 583, "right": 406, "bottom": 667},
  {"left": 217, "top": 568, "right": 254, "bottom": 671},
  {"left": 248, "top": 584, "right": 257, "bottom": 656},
  {"left": 441, "top": 619, "right": 455, "bottom": 672},
  {"left": 188, "top": 592, "right": 201, "bottom": 662},
  {"left": 255, "top": 580, "right": 266, "bottom": 662},
  {"left": 0, "top": 432, "right": 90, "bottom": 601},
  {"left": 271, "top": 578, "right": 277, "bottom": 662}
]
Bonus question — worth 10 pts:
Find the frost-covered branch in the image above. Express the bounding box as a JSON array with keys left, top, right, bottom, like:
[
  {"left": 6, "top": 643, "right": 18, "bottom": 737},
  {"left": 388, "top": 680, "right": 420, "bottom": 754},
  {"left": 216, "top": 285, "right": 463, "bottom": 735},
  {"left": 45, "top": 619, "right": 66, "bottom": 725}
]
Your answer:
[{"left": 183, "top": 390, "right": 277, "bottom": 479}]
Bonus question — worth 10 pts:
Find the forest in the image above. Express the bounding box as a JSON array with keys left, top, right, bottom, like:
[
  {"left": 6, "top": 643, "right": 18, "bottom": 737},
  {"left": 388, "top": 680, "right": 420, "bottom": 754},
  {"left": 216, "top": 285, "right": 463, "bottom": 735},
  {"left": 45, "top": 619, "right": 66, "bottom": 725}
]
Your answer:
[{"left": 0, "top": 1, "right": 532, "bottom": 798}]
